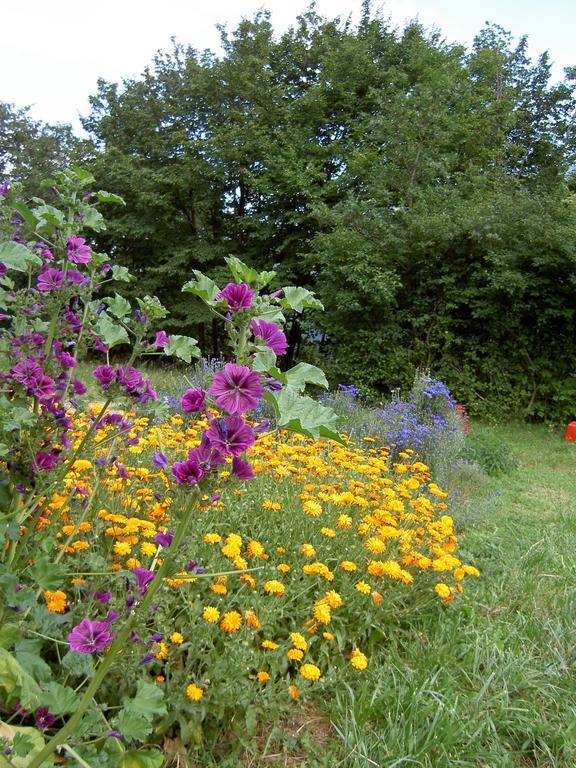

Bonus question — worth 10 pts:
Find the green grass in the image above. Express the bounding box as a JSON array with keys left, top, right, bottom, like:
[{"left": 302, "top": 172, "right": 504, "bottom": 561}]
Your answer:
[{"left": 310, "top": 423, "right": 576, "bottom": 768}]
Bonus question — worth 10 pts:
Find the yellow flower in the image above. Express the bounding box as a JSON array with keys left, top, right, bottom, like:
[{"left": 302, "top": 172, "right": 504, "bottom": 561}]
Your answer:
[
  {"left": 288, "top": 684, "right": 299, "bottom": 700},
  {"left": 44, "top": 590, "right": 67, "bottom": 613},
  {"left": 220, "top": 611, "right": 242, "bottom": 633},
  {"left": 211, "top": 583, "right": 227, "bottom": 595},
  {"left": 257, "top": 671, "right": 270, "bottom": 683},
  {"left": 355, "top": 581, "right": 371, "bottom": 595},
  {"left": 434, "top": 583, "right": 452, "bottom": 599},
  {"left": 153, "top": 642, "right": 168, "bottom": 660},
  {"left": 245, "top": 609, "right": 261, "bottom": 630},
  {"left": 169, "top": 632, "right": 184, "bottom": 644},
  {"left": 320, "top": 527, "right": 336, "bottom": 538},
  {"left": 240, "top": 574, "right": 256, "bottom": 589},
  {"left": 290, "top": 632, "right": 307, "bottom": 651},
  {"left": 303, "top": 500, "right": 322, "bottom": 517},
  {"left": 113, "top": 541, "right": 132, "bottom": 556},
  {"left": 264, "top": 580, "right": 285, "bottom": 596},
  {"left": 125, "top": 558, "right": 141, "bottom": 570},
  {"left": 350, "top": 648, "right": 368, "bottom": 670},
  {"left": 246, "top": 540, "right": 266, "bottom": 558},
  {"left": 277, "top": 563, "right": 291, "bottom": 574},
  {"left": 203, "top": 533, "right": 221, "bottom": 544},
  {"left": 300, "top": 663, "right": 321, "bottom": 681},
  {"left": 322, "top": 632, "right": 334, "bottom": 641},
  {"left": 365, "top": 537, "right": 387, "bottom": 554},
  {"left": 300, "top": 543, "right": 316, "bottom": 558},
  {"left": 323, "top": 590, "right": 343, "bottom": 609},
  {"left": 262, "top": 500, "right": 281, "bottom": 511},
  {"left": 312, "top": 601, "right": 331, "bottom": 625},
  {"left": 336, "top": 514, "right": 353, "bottom": 528},
  {"left": 186, "top": 683, "right": 203, "bottom": 701},
  {"left": 202, "top": 606, "right": 221, "bottom": 624},
  {"left": 340, "top": 560, "right": 358, "bottom": 572},
  {"left": 261, "top": 640, "right": 279, "bottom": 650},
  {"left": 140, "top": 542, "right": 157, "bottom": 557},
  {"left": 287, "top": 648, "right": 304, "bottom": 661}
]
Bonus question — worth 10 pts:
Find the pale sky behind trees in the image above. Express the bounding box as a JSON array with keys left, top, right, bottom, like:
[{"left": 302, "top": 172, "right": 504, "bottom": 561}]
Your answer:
[{"left": 2, "top": 0, "right": 574, "bottom": 131}]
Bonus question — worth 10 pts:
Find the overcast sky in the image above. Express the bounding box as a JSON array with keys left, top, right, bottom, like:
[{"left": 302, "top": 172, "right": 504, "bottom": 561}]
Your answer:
[{"left": 2, "top": 0, "right": 574, "bottom": 132}]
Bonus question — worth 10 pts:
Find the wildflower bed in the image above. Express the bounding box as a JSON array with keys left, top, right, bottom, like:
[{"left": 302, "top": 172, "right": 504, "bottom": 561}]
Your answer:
[{"left": 2, "top": 405, "right": 478, "bottom": 763}]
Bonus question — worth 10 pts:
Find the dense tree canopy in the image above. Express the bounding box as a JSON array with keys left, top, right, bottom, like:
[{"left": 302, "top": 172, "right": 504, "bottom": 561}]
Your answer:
[{"left": 2, "top": 6, "right": 576, "bottom": 419}]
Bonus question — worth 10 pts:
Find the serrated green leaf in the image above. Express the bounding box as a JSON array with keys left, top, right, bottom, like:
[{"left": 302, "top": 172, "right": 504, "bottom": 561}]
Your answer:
[
  {"left": 31, "top": 203, "right": 66, "bottom": 231},
  {"left": 163, "top": 334, "right": 200, "bottom": 363},
  {"left": 28, "top": 556, "right": 68, "bottom": 590},
  {"left": 251, "top": 302, "right": 285, "bottom": 325},
  {"left": 114, "top": 710, "right": 153, "bottom": 742},
  {"left": 0, "top": 722, "right": 44, "bottom": 767},
  {"left": 252, "top": 347, "right": 276, "bottom": 372},
  {"left": 111, "top": 265, "right": 133, "bottom": 282},
  {"left": 273, "top": 389, "right": 342, "bottom": 441},
  {"left": 81, "top": 206, "right": 106, "bottom": 232},
  {"left": 12, "top": 202, "right": 39, "bottom": 230},
  {"left": 61, "top": 650, "right": 94, "bottom": 678},
  {"left": 124, "top": 681, "right": 167, "bottom": 722},
  {"left": 284, "top": 363, "right": 329, "bottom": 392},
  {"left": 94, "top": 314, "right": 129, "bottom": 348},
  {"left": 0, "top": 625, "right": 21, "bottom": 650},
  {"left": 104, "top": 293, "right": 131, "bottom": 319},
  {"left": 15, "top": 639, "right": 52, "bottom": 684},
  {"left": 94, "top": 190, "right": 126, "bottom": 205},
  {"left": 182, "top": 271, "right": 220, "bottom": 305},
  {"left": 280, "top": 286, "right": 323, "bottom": 312},
  {"left": 136, "top": 295, "right": 167, "bottom": 319},
  {"left": 0, "top": 647, "right": 42, "bottom": 708},
  {"left": 224, "top": 256, "right": 260, "bottom": 286},
  {"left": 41, "top": 682, "right": 78, "bottom": 715},
  {"left": 0, "top": 242, "right": 42, "bottom": 272}
]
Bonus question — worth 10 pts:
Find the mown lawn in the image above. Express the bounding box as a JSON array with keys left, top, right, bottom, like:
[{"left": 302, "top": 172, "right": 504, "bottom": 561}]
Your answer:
[{"left": 212, "top": 423, "right": 576, "bottom": 768}]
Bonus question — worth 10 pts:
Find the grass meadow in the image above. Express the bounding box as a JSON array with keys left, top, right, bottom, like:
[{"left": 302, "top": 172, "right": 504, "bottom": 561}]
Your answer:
[{"left": 206, "top": 422, "right": 576, "bottom": 768}]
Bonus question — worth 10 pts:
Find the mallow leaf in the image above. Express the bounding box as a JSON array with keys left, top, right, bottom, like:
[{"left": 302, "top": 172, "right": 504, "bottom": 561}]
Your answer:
[
  {"left": 280, "top": 286, "right": 323, "bottom": 312},
  {"left": 273, "top": 389, "right": 342, "bottom": 442},
  {"left": 164, "top": 335, "right": 201, "bottom": 363},
  {"left": 0, "top": 242, "right": 42, "bottom": 272},
  {"left": 94, "top": 314, "right": 129, "bottom": 348},
  {"left": 283, "top": 363, "right": 329, "bottom": 392},
  {"left": 182, "top": 271, "right": 221, "bottom": 305}
]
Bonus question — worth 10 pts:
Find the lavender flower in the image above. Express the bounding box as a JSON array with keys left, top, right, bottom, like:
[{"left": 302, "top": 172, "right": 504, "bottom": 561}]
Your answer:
[
  {"left": 66, "top": 236, "right": 91, "bottom": 264},
  {"left": 181, "top": 387, "right": 206, "bottom": 414},
  {"left": 250, "top": 319, "right": 288, "bottom": 356},
  {"left": 34, "top": 707, "right": 56, "bottom": 729},
  {"left": 172, "top": 457, "right": 204, "bottom": 486},
  {"left": 37, "top": 267, "right": 64, "bottom": 292},
  {"left": 206, "top": 415, "right": 255, "bottom": 456}
]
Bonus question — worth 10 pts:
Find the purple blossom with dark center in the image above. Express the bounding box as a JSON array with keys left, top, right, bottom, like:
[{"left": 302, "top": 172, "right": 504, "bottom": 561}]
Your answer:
[
  {"left": 33, "top": 450, "right": 60, "bottom": 473},
  {"left": 152, "top": 451, "right": 168, "bottom": 470},
  {"left": 0, "top": 182, "right": 9, "bottom": 196},
  {"left": 37, "top": 267, "right": 65, "bottom": 292},
  {"left": 181, "top": 387, "right": 206, "bottom": 414},
  {"left": 148, "top": 633, "right": 163, "bottom": 644},
  {"left": 125, "top": 595, "right": 135, "bottom": 610},
  {"left": 139, "top": 380, "right": 157, "bottom": 404},
  {"left": 115, "top": 462, "right": 130, "bottom": 479},
  {"left": 93, "top": 365, "right": 116, "bottom": 388},
  {"left": 185, "top": 561, "right": 197, "bottom": 572},
  {"left": 103, "top": 610, "right": 120, "bottom": 626},
  {"left": 66, "top": 269, "right": 89, "bottom": 286},
  {"left": 68, "top": 618, "right": 113, "bottom": 654},
  {"left": 154, "top": 330, "right": 169, "bottom": 349},
  {"left": 139, "top": 652, "right": 154, "bottom": 665},
  {"left": 134, "top": 309, "right": 147, "bottom": 323},
  {"left": 92, "top": 334, "right": 108, "bottom": 354},
  {"left": 264, "top": 377, "right": 283, "bottom": 392},
  {"left": 41, "top": 248, "right": 54, "bottom": 261},
  {"left": 67, "top": 236, "right": 91, "bottom": 264},
  {"left": 94, "top": 591, "right": 113, "bottom": 604},
  {"left": 187, "top": 432, "right": 226, "bottom": 473},
  {"left": 232, "top": 455, "right": 255, "bottom": 481},
  {"left": 154, "top": 530, "right": 174, "bottom": 548},
  {"left": 34, "top": 707, "right": 56, "bottom": 729},
  {"left": 117, "top": 366, "right": 143, "bottom": 393},
  {"left": 254, "top": 418, "right": 271, "bottom": 433},
  {"left": 206, "top": 415, "right": 255, "bottom": 456},
  {"left": 215, "top": 282, "right": 254, "bottom": 311},
  {"left": 64, "top": 307, "right": 82, "bottom": 331},
  {"left": 102, "top": 263, "right": 111, "bottom": 274},
  {"left": 10, "top": 358, "right": 43, "bottom": 385},
  {"left": 107, "top": 731, "right": 124, "bottom": 740},
  {"left": 133, "top": 567, "right": 155, "bottom": 596},
  {"left": 172, "top": 457, "right": 204, "bottom": 486},
  {"left": 250, "top": 319, "right": 288, "bottom": 356},
  {"left": 27, "top": 372, "right": 56, "bottom": 399},
  {"left": 209, "top": 363, "right": 263, "bottom": 414}
]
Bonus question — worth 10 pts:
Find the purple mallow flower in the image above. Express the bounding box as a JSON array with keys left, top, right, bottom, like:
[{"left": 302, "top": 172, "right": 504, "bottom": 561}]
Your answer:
[
  {"left": 67, "top": 236, "right": 91, "bottom": 264},
  {"left": 35, "top": 707, "right": 56, "bottom": 729},
  {"left": 154, "top": 530, "right": 174, "bottom": 548},
  {"left": 152, "top": 451, "right": 168, "bottom": 470},
  {"left": 154, "top": 330, "right": 169, "bottom": 349},
  {"left": 37, "top": 267, "right": 64, "bottom": 292},
  {"left": 172, "top": 457, "right": 203, "bottom": 486},
  {"left": 206, "top": 415, "right": 255, "bottom": 456},
  {"left": 209, "top": 363, "right": 263, "bottom": 414},
  {"left": 250, "top": 319, "right": 288, "bottom": 356},
  {"left": 181, "top": 387, "right": 206, "bottom": 414},
  {"left": 133, "top": 567, "right": 155, "bottom": 596},
  {"left": 93, "top": 365, "right": 116, "bottom": 388},
  {"left": 215, "top": 282, "right": 254, "bottom": 311},
  {"left": 94, "top": 591, "right": 113, "bottom": 604},
  {"left": 232, "top": 455, "right": 255, "bottom": 481},
  {"left": 68, "top": 618, "right": 113, "bottom": 654}
]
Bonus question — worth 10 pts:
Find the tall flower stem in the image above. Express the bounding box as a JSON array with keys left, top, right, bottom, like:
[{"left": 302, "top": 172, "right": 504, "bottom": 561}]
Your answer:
[{"left": 27, "top": 489, "right": 199, "bottom": 768}]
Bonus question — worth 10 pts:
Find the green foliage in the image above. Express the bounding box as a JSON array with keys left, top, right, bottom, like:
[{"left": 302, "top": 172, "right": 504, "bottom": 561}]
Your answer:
[{"left": 463, "top": 432, "right": 518, "bottom": 475}]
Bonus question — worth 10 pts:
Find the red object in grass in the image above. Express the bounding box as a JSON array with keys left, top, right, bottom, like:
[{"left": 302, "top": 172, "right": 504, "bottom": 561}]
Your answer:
[
  {"left": 564, "top": 421, "right": 576, "bottom": 442},
  {"left": 455, "top": 404, "right": 471, "bottom": 436}
]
